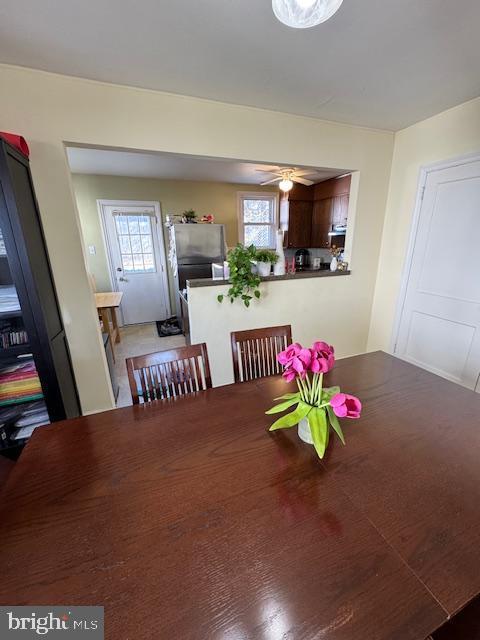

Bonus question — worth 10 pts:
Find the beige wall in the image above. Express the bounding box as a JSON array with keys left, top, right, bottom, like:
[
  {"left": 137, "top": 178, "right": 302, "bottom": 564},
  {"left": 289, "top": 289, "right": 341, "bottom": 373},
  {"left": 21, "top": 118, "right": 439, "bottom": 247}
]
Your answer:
[
  {"left": 368, "top": 97, "right": 480, "bottom": 352},
  {"left": 0, "top": 63, "right": 394, "bottom": 413},
  {"left": 189, "top": 275, "right": 364, "bottom": 387},
  {"left": 71, "top": 173, "right": 277, "bottom": 301}
]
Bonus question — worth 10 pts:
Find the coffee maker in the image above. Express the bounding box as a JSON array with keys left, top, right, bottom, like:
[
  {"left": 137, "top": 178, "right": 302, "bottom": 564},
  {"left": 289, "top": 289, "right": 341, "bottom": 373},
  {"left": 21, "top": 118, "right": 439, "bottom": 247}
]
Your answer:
[{"left": 295, "top": 248, "right": 310, "bottom": 271}]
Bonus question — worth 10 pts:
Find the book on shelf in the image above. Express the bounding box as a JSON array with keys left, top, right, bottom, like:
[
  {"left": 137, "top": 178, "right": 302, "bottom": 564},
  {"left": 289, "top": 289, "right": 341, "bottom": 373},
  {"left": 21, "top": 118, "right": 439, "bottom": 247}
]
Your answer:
[
  {"left": 0, "top": 327, "right": 28, "bottom": 349},
  {"left": 0, "top": 358, "right": 43, "bottom": 407},
  {"left": 0, "top": 399, "right": 50, "bottom": 446},
  {"left": 0, "top": 285, "right": 20, "bottom": 314},
  {"left": 12, "top": 401, "right": 50, "bottom": 440},
  {"left": 0, "top": 299, "right": 28, "bottom": 349}
]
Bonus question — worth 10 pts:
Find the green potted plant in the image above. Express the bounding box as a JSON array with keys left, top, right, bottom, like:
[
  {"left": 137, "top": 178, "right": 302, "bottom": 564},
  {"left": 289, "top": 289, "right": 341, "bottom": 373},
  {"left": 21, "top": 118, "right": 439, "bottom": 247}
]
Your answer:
[
  {"left": 217, "top": 244, "right": 261, "bottom": 307},
  {"left": 255, "top": 249, "right": 279, "bottom": 277},
  {"left": 182, "top": 209, "right": 197, "bottom": 223}
]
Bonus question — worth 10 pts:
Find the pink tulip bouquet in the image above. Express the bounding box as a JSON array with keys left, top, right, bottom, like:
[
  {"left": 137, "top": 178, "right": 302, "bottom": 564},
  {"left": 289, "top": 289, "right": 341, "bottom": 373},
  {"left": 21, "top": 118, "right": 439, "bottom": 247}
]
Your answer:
[{"left": 266, "top": 341, "right": 362, "bottom": 459}]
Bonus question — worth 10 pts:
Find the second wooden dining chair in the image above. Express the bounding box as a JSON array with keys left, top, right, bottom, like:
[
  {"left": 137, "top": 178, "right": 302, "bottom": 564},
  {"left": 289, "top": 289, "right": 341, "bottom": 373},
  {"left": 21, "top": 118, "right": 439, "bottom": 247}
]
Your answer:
[
  {"left": 126, "top": 343, "right": 212, "bottom": 405},
  {"left": 231, "top": 325, "right": 292, "bottom": 383}
]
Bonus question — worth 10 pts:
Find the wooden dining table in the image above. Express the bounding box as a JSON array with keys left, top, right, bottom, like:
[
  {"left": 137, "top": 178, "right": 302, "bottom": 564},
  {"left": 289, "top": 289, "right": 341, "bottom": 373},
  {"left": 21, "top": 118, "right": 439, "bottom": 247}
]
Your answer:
[
  {"left": 94, "top": 291, "right": 123, "bottom": 361},
  {"left": 1, "top": 352, "right": 480, "bottom": 639}
]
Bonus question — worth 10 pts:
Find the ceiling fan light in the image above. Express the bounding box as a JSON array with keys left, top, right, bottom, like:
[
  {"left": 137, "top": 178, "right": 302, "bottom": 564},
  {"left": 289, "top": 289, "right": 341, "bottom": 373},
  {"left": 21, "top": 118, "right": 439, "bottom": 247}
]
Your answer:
[
  {"left": 279, "top": 178, "right": 294, "bottom": 192},
  {"left": 272, "top": 0, "right": 343, "bottom": 29}
]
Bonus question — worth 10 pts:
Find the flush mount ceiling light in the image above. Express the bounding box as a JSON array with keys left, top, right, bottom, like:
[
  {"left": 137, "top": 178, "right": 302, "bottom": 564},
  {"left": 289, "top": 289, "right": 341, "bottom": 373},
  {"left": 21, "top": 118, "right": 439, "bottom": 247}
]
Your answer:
[{"left": 272, "top": 0, "right": 343, "bottom": 29}]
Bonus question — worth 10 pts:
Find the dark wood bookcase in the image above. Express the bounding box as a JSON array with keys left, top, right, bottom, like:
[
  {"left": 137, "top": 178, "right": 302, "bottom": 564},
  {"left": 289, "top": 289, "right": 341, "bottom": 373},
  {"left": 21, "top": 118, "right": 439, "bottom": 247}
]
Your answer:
[{"left": 0, "top": 139, "right": 80, "bottom": 458}]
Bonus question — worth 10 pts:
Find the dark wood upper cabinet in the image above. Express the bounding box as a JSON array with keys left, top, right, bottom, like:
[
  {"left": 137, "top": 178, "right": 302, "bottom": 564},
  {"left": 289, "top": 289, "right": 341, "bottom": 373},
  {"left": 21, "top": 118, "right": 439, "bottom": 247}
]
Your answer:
[
  {"left": 284, "top": 175, "right": 351, "bottom": 249},
  {"left": 311, "top": 199, "right": 332, "bottom": 248},
  {"left": 309, "top": 194, "right": 350, "bottom": 248},
  {"left": 314, "top": 174, "right": 351, "bottom": 200},
  {"left": 289, "top": 183, "right": 314, "bottom": 201},
  {"left": 286, "top": 200, "right": 313, "bottom": 248}
]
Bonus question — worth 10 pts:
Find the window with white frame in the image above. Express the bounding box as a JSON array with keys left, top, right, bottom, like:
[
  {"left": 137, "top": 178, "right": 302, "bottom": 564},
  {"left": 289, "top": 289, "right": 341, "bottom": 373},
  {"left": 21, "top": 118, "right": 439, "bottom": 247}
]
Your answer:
[{"left": 238, "top": 193, "right": 278, "bottom": 248}]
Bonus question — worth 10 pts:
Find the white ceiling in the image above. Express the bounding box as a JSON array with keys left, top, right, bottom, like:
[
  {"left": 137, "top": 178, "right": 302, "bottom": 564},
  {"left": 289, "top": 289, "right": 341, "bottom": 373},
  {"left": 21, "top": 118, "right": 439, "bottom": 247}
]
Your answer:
[
  {"left": 1, "top": 0, "right": 480, "bottom": 131},
  {"left": 66, "top": 147, "right": 343, "bottom": 184}
]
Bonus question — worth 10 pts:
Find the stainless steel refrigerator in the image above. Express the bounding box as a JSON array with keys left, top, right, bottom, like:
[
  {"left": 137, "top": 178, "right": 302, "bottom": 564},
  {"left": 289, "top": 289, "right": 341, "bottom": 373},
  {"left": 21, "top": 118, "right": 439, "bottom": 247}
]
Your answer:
[{"left": 169, "top": 223, "right": 226, "bottom": 324}]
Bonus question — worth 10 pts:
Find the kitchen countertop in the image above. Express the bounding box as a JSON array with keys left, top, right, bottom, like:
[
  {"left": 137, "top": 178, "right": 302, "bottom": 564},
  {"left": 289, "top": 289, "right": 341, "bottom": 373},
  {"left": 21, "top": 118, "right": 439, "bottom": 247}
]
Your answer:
[{"left": 187, "top": 269, "right": 350, "bottom": 288}]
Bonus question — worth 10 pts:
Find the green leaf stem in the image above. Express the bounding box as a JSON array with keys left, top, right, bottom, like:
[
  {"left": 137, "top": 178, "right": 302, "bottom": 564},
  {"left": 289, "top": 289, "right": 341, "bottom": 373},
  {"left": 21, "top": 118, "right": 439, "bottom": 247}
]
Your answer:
[
  {"left": 308, "top": 407, "right": 329, "bottom": 459},
  {"left": 269, "top": 402, "right": 312, "bottom": 431},
  {"left": 326, "top": 405, "right": 346, "bottom": 445},
  {"left": 265, "top": 398, "right": 300, "bottom": 415}
]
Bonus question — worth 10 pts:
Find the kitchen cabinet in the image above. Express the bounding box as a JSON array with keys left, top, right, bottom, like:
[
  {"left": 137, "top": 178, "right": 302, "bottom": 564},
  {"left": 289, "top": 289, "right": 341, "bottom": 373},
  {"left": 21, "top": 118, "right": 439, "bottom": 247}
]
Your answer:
[
  {"left": 284, "top": 175, "right": 351, "bottom": 249},
  {"left": 309, "top": 194, "right": 349, "bottom": 248},
  {"left": 286, "top": 200, "right": 313, "bottom": 248},
  {"left": 332, "top": 194, "right": 349, "bottom": 226},
  {"left": 310, "top": 195, "right": 350, "bottom": 248},
  {"left": 311, "top": 199, "right": 332, "bottom": 248},
  {"left": 314, "top": 174, "right": 351, "bottom": 200}
]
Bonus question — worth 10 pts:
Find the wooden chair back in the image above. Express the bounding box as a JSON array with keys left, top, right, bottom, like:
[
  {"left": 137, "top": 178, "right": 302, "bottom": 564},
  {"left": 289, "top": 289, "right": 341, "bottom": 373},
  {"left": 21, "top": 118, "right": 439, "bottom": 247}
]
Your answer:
[
  {"left": 126, "top": 343, "right": 212, "bottom": 405},
  {"left": 231, "top": 325, "right": 292, "bottom": 383}
]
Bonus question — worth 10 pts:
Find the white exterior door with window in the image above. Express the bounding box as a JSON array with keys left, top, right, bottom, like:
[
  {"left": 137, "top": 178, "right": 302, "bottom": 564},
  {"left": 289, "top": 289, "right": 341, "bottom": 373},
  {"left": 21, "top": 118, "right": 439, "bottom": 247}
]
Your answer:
[
  {"left": 238, "top": 192, "right": 278, "bottom": 248},
  {"left": 100, "top": 202, "right": 170, "bottom": 325},
  {"left": 394, "top": 157, "right": 480, "bottom": 390}
]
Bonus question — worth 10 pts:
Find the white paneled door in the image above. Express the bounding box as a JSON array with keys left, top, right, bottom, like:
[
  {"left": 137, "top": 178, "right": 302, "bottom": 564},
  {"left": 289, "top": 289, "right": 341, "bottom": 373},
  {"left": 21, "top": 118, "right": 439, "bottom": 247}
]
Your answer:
[
  {"left": 395, "top": 157, "right": 480, "bottom": 390},
  {"left": 101, "top": 202, "right": 170, "bottom": 325}
]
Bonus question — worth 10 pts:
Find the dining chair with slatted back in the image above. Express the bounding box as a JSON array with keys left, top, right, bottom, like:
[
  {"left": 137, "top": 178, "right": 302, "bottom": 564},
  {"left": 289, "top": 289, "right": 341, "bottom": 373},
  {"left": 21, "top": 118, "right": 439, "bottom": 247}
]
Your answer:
[
  {"left": 231, "top": 325, "right": 292, "bottom": 383},
  {"left": 126, "top": 343, "right": 212, "bottom": 405}
]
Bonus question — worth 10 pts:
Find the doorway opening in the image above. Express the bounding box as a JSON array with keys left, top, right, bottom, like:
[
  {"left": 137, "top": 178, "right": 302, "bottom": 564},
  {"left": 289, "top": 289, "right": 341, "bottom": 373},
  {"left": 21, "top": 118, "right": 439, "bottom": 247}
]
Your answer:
[
  {"left": 66, "top": 145, "right": 355, "bottom": 406},
  {"left": 98, "top": 200, "right": 170, "bottom": 326}
]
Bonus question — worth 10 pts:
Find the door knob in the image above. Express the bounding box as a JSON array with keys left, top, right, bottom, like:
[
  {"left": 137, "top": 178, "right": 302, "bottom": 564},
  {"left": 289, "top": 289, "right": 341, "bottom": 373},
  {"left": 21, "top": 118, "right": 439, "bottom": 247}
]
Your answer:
[
  {"left": 116, "top": 267, "right": 123, "bottom": 272},
  {"left": 119, "top": 277, "right": 128, "bottom": 282}
]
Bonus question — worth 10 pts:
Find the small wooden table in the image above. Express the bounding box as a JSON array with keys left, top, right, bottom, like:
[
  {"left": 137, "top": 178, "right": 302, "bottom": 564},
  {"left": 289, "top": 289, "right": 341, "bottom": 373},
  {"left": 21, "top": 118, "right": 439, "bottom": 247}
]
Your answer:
[
  {"left": 94, "top": 292, "right": 123, "bottom": 361},
  {"left": 1, "top": 352, "right": 480, "bottom": 639}
]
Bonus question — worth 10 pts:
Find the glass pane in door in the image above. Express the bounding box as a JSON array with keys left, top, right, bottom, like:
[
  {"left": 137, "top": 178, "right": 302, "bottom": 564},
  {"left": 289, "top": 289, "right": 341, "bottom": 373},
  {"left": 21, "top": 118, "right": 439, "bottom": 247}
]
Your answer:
[{"left": 115, "top": 213, "right": 157, "bottom": 274}]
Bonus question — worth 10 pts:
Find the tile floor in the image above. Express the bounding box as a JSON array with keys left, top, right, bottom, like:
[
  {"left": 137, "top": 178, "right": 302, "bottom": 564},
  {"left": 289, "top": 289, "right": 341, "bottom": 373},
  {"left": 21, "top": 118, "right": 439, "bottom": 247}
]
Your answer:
[{"left": 113, "top": 323, "right": 186, "bottom": 407}]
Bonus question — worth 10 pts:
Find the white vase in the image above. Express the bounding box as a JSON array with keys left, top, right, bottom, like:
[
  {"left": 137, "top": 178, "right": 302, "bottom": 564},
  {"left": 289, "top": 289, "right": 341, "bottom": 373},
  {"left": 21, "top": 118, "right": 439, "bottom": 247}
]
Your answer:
[
  {"left": 297, "top": 417, "right": 314, "bottom": 445},
  {"left": 330, "top": 256, "right": 338, "bottom": 272},
  {"left": 273, "top": 230, "right": 286, "bottom": 276},
  {"left": 257, "top": 261, "right": 272, "bottom": 277}
]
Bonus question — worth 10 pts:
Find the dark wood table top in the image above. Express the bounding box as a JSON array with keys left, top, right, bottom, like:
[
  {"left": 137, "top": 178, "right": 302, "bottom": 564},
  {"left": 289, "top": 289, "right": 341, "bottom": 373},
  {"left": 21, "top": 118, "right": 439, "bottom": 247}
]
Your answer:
[{"left": 1, "top": 352, "right": 479, "bottom": 640}]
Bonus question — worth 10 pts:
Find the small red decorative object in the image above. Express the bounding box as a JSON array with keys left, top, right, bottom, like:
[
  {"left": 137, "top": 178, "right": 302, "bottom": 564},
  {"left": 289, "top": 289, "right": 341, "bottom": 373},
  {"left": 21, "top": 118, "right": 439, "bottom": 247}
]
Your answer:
[{"left": 0, "top": 132, "right": 30, "bottom": 158}]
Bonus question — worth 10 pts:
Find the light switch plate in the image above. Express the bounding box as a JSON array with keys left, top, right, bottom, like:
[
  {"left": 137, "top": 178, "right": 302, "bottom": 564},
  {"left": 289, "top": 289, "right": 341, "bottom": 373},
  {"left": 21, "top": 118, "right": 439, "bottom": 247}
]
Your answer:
[{"left": 88, "top": 245, "right": 96, "bottom": 255}]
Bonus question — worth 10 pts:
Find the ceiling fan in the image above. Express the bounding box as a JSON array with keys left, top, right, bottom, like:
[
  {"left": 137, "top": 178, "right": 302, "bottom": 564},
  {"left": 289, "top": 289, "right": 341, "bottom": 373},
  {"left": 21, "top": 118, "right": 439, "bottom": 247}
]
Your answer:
[{"left": 257, "top": 167, "right": 315, "bottom": 192}]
